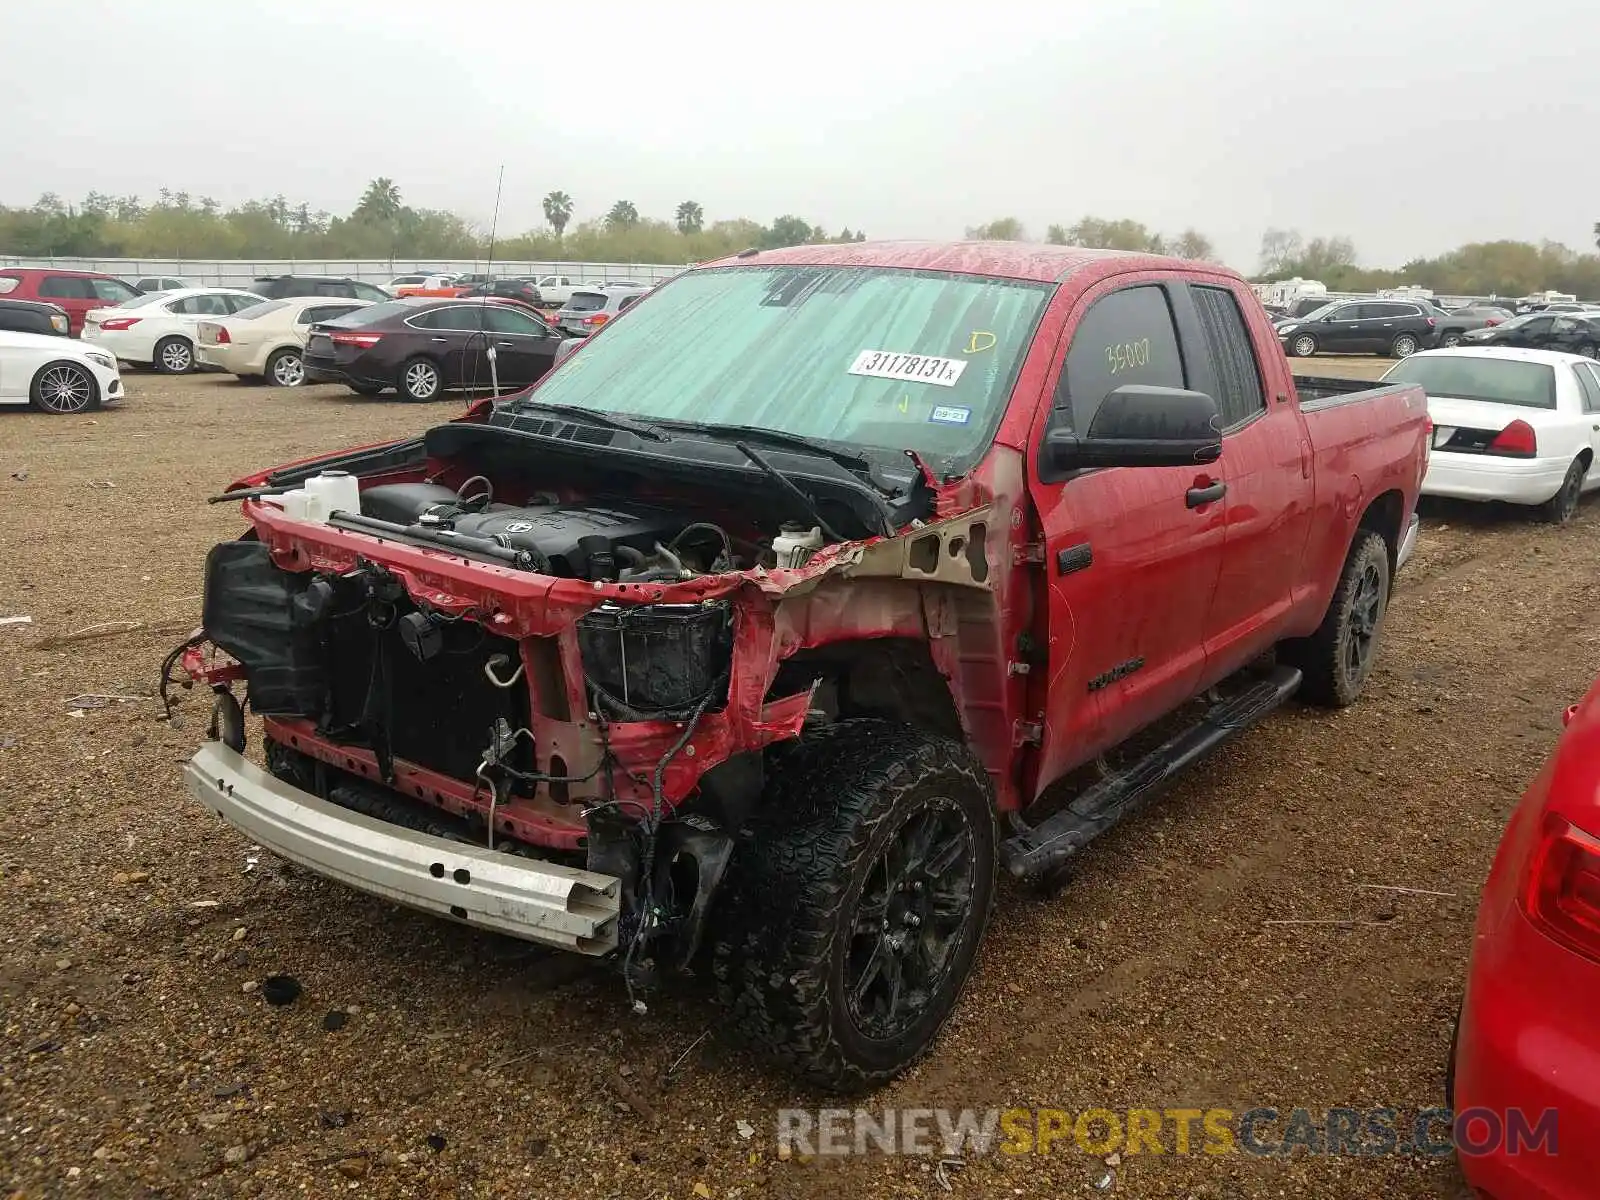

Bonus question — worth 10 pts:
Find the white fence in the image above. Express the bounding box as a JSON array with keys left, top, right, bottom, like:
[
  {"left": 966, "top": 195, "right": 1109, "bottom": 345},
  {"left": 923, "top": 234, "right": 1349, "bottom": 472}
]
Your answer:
[{"left": 0, "top": 256, "right": 690, "bottom": 289}]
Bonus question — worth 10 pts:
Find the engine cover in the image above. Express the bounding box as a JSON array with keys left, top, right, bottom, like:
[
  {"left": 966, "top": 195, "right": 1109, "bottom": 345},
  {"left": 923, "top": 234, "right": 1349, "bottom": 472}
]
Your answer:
[
  {"left": 356, "top": 484, "right": 682, "bottom": 579},
  {"left": 449, "top": 506, "right": 680, "bottom": 578}
]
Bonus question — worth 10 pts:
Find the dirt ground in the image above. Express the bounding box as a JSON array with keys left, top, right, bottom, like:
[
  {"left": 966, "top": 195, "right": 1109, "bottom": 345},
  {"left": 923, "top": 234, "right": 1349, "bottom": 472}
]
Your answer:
[{"left": 1, "top": 358, "right": 1587, "bottom": 1199}]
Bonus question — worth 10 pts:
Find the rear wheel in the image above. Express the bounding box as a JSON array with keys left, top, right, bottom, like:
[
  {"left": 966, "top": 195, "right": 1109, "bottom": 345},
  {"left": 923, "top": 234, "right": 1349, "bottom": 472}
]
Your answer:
[
  {"left": 1439, "top": 330, "right": 1464, "bottom": 348},
  {"left": 29, "top": 361, "right": 100, "bottom": 414},
  {"left": 265, "top": 347, "right": 305, "bottom": 388},
  {"left": 1577, "top": 342, "right": 1599, "bottom": 360},
  {"left": 398, "top": 357, "right": 441, "bottom": 402},
  {"left": 1279, "top": 530, "right": 1390, "bottom": 707},
  {"left": 1389, "top": 333, "right": 1420, "bottom": 358},
  {"left": 1290, "top": 333, "right": 1318, "bottom": 359},
  {"left": 1540, "top": 457, "right": 1587, "bottom": 525},
  {"left": 712, "top": 721, "right": 996, "bottom": 1092},
  {"left": 154, "top": 336, "right": 194, "bottom": 374}
]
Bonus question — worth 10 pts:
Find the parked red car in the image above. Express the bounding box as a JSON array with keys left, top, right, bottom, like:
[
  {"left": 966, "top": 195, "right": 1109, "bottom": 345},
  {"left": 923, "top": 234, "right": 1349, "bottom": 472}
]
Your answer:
[
  {"left": 0, "top": 268, "right": 142, "bottom": 335},
  {"left": 176, "top": 242, "right": 1429, "bottom": 1091},
  {"left": 1453, "top": 676, "right": 1600, "bottom": 1198}
]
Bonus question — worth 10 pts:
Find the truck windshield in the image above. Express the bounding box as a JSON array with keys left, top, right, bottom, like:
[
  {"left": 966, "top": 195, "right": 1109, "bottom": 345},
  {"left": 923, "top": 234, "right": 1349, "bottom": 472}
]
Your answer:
[
  {"left": 517, "top": 265, "right": 1052, "bottom": 463},
  {"left": 1384, "top": 355, "right": 1557, "bottom": 408}
]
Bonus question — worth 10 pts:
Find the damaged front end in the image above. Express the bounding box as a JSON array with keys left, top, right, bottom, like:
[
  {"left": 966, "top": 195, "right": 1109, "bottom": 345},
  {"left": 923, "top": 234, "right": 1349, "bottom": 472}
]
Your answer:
[{"left": 170, "top": 415, "right": 1016, "bottom": 989}]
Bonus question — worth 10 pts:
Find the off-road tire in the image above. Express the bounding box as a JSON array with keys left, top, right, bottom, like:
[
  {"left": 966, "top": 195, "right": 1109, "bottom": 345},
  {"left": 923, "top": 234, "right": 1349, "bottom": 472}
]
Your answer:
[
  {"left": 154, "top": 335, "right": 194, "bottom": 374},
  {"left": 1279, "top": 529, "right": 1390, "bottom": 707},
  {"left": 711, "top": 720, "right": 997, "bottom": 1093},
  {"left": 1540, "top": 456, "right": 1586, "bottom": 525}
]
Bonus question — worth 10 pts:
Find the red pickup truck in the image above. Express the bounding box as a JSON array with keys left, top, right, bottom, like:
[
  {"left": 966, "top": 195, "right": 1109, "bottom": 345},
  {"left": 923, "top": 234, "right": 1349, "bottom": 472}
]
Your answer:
[{"left": 173, "top": 242, "right": 1429, "bottom": 1091}]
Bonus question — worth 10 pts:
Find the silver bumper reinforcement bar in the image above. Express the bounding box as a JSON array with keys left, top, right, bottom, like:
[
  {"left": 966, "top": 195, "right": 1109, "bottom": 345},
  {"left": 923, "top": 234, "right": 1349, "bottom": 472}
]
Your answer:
[{"left": 183, "top": 742, "right": 620, "bottom": 955}]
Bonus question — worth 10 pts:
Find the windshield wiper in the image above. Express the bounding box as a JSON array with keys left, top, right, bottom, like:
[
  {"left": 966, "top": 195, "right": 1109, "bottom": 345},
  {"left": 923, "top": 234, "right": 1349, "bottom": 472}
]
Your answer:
[
  {"left": 657, "top": 421, "right": 898, "bottom": 491},
  {"left": 508, "top": 400, "right": 670, "bottom": 443}
]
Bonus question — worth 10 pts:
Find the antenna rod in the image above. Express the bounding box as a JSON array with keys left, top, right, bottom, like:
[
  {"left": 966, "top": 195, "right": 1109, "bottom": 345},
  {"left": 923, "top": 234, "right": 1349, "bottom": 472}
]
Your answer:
[{"left": 484, "top": 164, "right": 505, "bottom": 399}]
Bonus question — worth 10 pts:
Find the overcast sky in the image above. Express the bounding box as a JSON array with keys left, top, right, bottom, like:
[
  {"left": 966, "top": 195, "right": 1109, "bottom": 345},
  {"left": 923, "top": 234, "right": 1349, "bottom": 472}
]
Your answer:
[{"left": 5, "top": 0, "right": 1598, "bottom": 269}]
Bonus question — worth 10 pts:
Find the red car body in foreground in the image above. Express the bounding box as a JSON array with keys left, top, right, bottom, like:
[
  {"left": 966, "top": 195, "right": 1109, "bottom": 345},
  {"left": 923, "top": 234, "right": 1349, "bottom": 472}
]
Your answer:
[{"left": 1455, "top": 677, "right": 1600, "bottom": 1199}]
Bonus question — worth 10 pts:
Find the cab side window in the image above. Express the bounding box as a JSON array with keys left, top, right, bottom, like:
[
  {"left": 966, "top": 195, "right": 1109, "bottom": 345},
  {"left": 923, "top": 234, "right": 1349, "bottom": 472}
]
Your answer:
[
  {"left": 1053, "top": 285, "right": 1184, "bottom": 434},
  {"left": 1191, "top": 285, "right": 1266, "bottom": 428}
]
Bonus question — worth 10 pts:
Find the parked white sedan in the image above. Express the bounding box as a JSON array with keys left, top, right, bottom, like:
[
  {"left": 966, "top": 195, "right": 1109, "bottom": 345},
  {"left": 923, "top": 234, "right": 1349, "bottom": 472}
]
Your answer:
[
  {"left": 0, "top": 329, "right": 123, "bottom": 413},
  {"left": 82, "top": 287, "right": 265, "bottom": 374},
  {"left": 1383, "top": 346, "right": 1600, "bottom": 523},
  {"left": 196, "top": 297, "right": 372, "bottom": 387}
]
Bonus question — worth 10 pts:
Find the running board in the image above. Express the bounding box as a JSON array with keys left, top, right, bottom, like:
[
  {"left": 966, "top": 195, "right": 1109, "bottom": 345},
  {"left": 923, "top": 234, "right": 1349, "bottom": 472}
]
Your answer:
[{"left": 1001, "top": 666, "right": 1303, "bottom": 879}]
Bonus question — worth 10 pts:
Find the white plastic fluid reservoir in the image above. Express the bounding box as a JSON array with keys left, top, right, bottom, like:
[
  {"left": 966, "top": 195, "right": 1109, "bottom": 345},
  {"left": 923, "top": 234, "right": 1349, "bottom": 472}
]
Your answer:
[
  {"left": 306, "top": 470, "right": 359, "bottom": 518},
  {"left": 772, "top": 525, "right": 824, "bottom": 569},
  {"left": 281, "top": 489, "right": 321, "bottom": 524}
]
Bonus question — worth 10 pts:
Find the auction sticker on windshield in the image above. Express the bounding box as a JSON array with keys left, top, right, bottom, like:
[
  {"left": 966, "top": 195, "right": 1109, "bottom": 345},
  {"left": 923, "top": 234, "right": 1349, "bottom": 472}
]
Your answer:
[{"left": 849, "top": 350, "right": 968, "bottom": 387}]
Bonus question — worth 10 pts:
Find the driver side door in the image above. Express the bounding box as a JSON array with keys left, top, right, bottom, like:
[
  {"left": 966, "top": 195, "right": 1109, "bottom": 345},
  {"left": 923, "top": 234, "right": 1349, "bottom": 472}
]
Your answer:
[{"left": 1027, "top": 279, "right": 1227, "bottom": 795}]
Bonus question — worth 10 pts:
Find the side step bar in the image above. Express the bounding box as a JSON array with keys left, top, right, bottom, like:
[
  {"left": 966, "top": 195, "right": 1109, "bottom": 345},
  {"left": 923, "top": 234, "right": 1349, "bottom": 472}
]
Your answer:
[{"left": 1001, "top": 665, "right": 1303, "bottom": 880}]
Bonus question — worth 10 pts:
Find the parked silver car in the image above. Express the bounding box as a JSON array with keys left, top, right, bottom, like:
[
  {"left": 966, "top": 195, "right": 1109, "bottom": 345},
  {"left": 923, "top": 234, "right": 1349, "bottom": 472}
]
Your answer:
[{"left": 554, "top": 284, "right": 649, "bottom": 337}]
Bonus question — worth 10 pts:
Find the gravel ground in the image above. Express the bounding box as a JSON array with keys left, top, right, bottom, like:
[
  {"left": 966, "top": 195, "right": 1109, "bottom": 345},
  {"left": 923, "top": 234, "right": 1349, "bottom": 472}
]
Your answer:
[{"left": 2, "top": 361, "right": 1588, "bottom": 1199}]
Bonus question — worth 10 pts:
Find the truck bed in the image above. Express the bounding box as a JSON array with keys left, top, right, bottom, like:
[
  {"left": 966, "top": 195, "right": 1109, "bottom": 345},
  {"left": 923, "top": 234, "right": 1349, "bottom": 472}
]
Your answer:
[{"left": 1293, "top": 374, "right": 1408, "bottom": 409}]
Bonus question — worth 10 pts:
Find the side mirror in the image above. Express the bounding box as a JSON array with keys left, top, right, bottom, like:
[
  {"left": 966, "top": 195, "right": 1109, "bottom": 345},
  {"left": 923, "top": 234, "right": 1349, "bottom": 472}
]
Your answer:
[{"left": 1047, "top": 385, "right": 1222, "bottom": 472}]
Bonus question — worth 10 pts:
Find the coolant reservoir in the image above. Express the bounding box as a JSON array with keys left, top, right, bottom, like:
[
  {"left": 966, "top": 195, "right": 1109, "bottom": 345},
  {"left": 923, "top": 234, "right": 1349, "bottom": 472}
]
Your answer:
[
  {"left": 772, "top": 524, "right": 824, "bottom": 569},
  {"left": 305, "top": 470, "right": 359, "bottom": 518}
]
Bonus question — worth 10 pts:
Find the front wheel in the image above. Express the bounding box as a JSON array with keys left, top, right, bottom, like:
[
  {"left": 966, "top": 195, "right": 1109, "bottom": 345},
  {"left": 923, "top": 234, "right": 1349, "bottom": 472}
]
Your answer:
[
  {"left": 1440, "top": 331, "right": 1464, "bottom": 348},
  {"left": 1279, "top": 530, "right": 1391, "bottom": 707},
  {"left": 712, "top": 721, "right": 997, "bottom": 1093},
  {"left": 29, "top": 361, "right": 101, "bottom": 414},
  {"left": 398, "top": 356, "right": 442, "bottom": 402},
  {"left": 1389, "top": 333, "right": 1420, "bottom": 358},
  {"left": 1540, "top": 457, "right": 1587, "bottom": 525},
  {"left": 1290, "top": 333, "right": 1318, "bottom": 359},
  {"left": 265, "top": 347, "right": 305, "bottom": 388},
  {"left": 154, "top": 336, "right": 194, "bottom": 374}
]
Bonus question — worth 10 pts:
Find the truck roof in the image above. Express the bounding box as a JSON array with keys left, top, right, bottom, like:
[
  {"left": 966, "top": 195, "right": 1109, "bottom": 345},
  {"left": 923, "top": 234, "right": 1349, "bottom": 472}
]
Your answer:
[{"left": 698, "top": 239, "right": 1204, "bottom": 284}]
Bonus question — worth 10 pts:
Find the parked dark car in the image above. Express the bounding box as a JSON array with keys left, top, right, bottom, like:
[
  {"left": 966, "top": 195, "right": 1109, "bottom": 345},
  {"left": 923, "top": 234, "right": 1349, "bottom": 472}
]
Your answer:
[
  {"left": 1277, "top": 299, "right": 1439, "bottom": 358},
  {"left": 251, "top": 275, "right": 392, "bottom": 303},
  {"left": 301, "top": 297, "right": 567, "bottom": 400},
  {"left": 0, "top": 297, "right": 70, "bottom": 337},
  {"left": 1421, "top": 303, "right": 1513, "bottom": 347},
  {"left": 1460, "top": 312, "right": 1600, "bottom": 357},
  {"left": 459, "top": 279, "right": 543, "bottom": 306},
  {"left": 1287, "top": 295, "right": 1340, "bottom": 318}
]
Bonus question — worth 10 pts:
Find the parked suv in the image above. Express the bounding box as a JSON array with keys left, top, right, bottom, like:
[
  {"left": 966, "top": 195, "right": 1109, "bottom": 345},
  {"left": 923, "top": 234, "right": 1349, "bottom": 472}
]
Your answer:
[
  {"left": 0, "top": 268, "right": 142, "bottom": 334},
  {"left": 1277, "top": 299, "right": 1438, "bottom": 358},
  {"left": 251, "top": 275, "right": 392, "bottom": 303},
  {"left": 0, "top": 298, "right": 70, "bottom": 337},
  {"left": 554, "top": 284, "right": 648, "bottom": 337}
]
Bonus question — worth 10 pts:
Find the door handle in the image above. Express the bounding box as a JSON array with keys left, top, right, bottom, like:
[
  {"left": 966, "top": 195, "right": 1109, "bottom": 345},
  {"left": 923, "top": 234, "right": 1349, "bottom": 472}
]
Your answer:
[
  {"left": 497, "top": 341, "right": 515, "bottom": 348},
  {"left": 430, "top": 337, "right": 449, "bottom": 343},
  {"left": 1186, "top": 481, "right": 1226, "bottom": 508}
]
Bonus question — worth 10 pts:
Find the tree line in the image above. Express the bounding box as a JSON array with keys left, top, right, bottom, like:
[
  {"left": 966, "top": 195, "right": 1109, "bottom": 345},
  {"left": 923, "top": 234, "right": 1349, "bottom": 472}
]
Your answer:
[
  {"left": 969, "top": 215, "right": 1600, "bottom": 300},
  {"left": 0, "top": 179, "right": 865, "bottom": 266},
  {"left": 6, "top": 180, "right": 1599, "bottom": 299}
]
